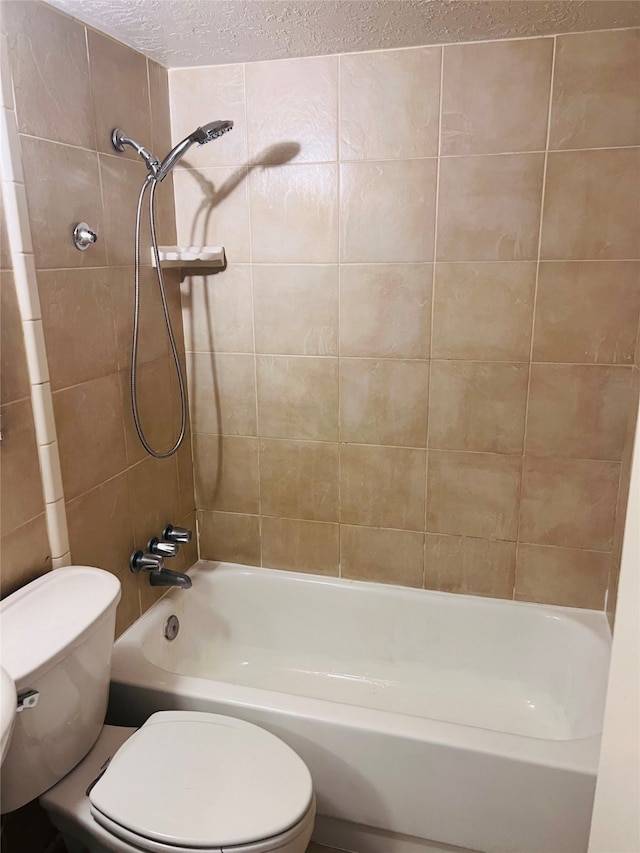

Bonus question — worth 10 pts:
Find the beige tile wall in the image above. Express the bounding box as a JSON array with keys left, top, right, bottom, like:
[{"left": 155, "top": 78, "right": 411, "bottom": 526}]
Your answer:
[
  {"left": 172, "top": 28, "right": 640, "bottom": 613},
  {"left": 3, "top": 1, "right": 197, "bottom": 633}
]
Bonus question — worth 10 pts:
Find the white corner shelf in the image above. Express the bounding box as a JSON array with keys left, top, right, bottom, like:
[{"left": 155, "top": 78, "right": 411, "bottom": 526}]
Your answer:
[{"left": 151, "top": 246, "right": 226, "bottom": 269}]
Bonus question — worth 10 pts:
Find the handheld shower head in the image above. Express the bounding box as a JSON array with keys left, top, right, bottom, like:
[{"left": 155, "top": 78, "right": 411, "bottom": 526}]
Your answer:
[
  {"left": 112, "top": 121, "right": 234, "bottom": 182},
  {"left": 155, "top": 120, "right": 234, "bottom": 181},
  {"left": 191, "top": 121, "right": 234, "bottom": 145}
]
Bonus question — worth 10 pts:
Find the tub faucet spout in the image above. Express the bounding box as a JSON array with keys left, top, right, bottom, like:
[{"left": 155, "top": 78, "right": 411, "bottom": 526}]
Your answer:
[{"left": 149, "top": 568, "right": 192, "bottom": 589}]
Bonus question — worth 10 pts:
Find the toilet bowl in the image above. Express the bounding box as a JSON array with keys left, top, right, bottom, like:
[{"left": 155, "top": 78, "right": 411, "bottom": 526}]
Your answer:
[{"left": 1, "top": 569, "right": 315, "bottom": 853}]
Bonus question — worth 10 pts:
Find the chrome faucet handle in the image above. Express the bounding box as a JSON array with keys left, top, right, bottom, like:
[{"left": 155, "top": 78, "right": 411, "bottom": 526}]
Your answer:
[
  {"left": 163, "top": 524, "right": 192, "bottom": 543},
  {"left": 147, "top": 537, "right": 179, "bottom": 558},
  {"left": 130, "top": 550, "right": 164, "bottom": 573}
]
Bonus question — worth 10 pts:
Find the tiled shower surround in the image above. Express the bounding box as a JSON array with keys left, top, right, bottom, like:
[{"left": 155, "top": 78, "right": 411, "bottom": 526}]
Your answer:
[
  {"left": 0, "top": 1, "right": 197, "bottom": 636},
  {"left": 170, "top": 30, "right": 640, "bottom": 616}
]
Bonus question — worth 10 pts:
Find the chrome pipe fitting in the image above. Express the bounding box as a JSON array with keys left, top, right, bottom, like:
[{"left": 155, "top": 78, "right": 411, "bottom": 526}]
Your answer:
[{"left": 111, "top": 128, "right": 160, "bottom": 178}]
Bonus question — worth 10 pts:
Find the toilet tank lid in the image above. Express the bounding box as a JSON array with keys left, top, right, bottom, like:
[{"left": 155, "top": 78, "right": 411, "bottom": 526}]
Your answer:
[{"left": 0, "top": 568, "right": 121, "bottom": 690}]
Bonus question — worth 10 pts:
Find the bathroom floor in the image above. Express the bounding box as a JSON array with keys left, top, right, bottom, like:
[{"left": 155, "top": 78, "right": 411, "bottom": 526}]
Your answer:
[{"left": 307, "top": 844, "right": 344, "bottom": 852}]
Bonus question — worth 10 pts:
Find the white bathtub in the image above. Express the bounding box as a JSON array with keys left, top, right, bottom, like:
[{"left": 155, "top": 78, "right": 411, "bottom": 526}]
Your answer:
[{"left": 108, "top": 561, "right": 611, "bottom": 853}]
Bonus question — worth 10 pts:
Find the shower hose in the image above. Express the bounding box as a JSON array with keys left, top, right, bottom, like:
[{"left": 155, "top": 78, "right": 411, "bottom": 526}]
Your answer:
[{"left": 132, "top": 174, "right": 187, "bottom": 458}]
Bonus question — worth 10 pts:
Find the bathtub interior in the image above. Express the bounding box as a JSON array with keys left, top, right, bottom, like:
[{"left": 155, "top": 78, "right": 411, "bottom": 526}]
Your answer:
[{"left": 133, "top": 562, "right": 611, "bottom": 742}]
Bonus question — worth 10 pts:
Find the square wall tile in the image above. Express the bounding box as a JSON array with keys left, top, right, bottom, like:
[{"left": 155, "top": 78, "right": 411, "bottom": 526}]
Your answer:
[
  {"left": 181, "top": 265, "right": 254, "bottom": 354},
  {"left": 66, "top": 472, "right": 135, "bottom": 576},
  {"left": 340, "top": 160, "right": 437, "bottom": 262},
  {"left": 0, "top": 514, "right": 51, "bottom": 598},
  {"left": 112, "top": 266, "right": 169, "bottom": 369},
  {"left": 526, "top": 364, "right": 634, "bottom": 460},
  {"left": 53, "top": 374, "right": 127, "bottom": 501},
  {"left": 424, "top": 534, "right": 515, "bottom": 599},
  {"left": 88, "top": 29, "right": 152, "bottom": 159},
  {"left": 429, "top": 361, "right": 528, "bottom": 454},
  {"left": 550, "top": 30, "right": 640, "bottom": 150},
  {"left": 6, "top": 0, "right": 95, "bottom": 149},
  {"left": 340, "top": 264, "right": 432, "bottom": 359},
  {"left": 169, "top": 65, "right": 246, "bottom": 167},
  {"left": 541, "top": 149, "right": 640, "bottom": 260},
  {"left": 0, "top": 398, "right": 45, "bottom": 537},
  {"left": 121, "top": 359, "right": 181, "bottom": 466},
  {"left": 259, "top": 438, "right": 338, "bottom": 522},
  {"left": 20, "top": 137, "right": 107, "bottom": 269},
  {"left": 340, "top": 47, "right": 441, "bottom": 160},
  {"left": 176, "top": 427, "right": 196, "bottom": 518},
  {"left": 148, "top": 60, "right": 173, "bottom": 156},
  {"left": 262, "top": 517, "right": 339, "bottom": 575},
  {"left": 165, "top": 268, "right": 186, "bottom": 354},
  {"left": 172, "top": 511, "right": 198, "bottom": 573},
  {"left": 441, "top": 38, "right": 553, "bottom": 155},
  {"left": 341, "top": 525, "right": 424, "bottom": 587},
  {"left": 515, "top": 544, "right": 609, "bottom": 609},
  {"left": 114, "top": 573, "right": 141, "bottom": 637},
  {"left": 533, "top": 261, "right": 640, "bottom": 364},
  {"left": 340, "top": 444, "right": 426, "bottom": 531},
  {"left": 519, "top": 456, "right": 620, "bottom": 550},
  {"left": 38, "top": 268, "right": 118, "bottom": 391},
  {"left": 427, "top": 450, "right": 521, "bottom": 540},
  {"left": 186, "top": 352, "right": 257, "bottom": 436},
  {"left": 246, "top": 56, "right": 338, "bottom": 163},
  {"left": 1, "top": 271, "right": 30, "bottom": 405},
  {"left": 432, "top": 262, "right": 536, "bottom": 360},
  {"left": 437, "top": 154, "right": 544, "bottom": 261},
  {"left": 260, "top": 432, "right": 339, "bottom": 521},
  {"left": 250, "top": 163, "right": 338, "bottom": 263},
  {"left": 193, "top": 434, "right": 259, "bottom": 513},
  {"left": 173, "top": 166, "right": 251, "bottom": 263},
  {"left": 340, "top": 358, "right": 429, "bottom": 447},
  {"left": 0, "top": 196, "right": 11, "bottom": 269},
  {"left": 198, "top": 510, "right": 260, "bottom": 565},
  {"left": 256, "top": 355, "right": 338, "bottom": 441},
  {"left": 100, "top": 154, "right": 154, "bottom": 265},
  {"left": 253, "top": 265, "right": 338, "bottom": 355},
  {"left": 128, "top": 455, "right": 180, "bottom": 544}
]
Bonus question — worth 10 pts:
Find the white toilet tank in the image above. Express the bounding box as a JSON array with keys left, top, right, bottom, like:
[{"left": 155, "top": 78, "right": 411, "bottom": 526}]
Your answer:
[{"left": 1, "top": 568, "right": 121, "bottom": 813}]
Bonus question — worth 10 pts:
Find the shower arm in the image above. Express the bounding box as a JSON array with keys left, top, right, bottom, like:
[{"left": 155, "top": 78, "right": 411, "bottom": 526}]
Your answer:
[{"left": 111, "top": 129, "right": 160, "bottom": 178}]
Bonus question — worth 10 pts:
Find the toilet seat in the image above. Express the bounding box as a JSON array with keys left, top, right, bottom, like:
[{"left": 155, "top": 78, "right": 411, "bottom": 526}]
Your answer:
[{"left": 88, "top": 711, "right": 314, "bottom": 853}]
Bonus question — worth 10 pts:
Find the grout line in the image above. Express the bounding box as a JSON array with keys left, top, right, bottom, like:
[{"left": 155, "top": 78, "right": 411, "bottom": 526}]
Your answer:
[
  {"left": 337, "top": 53, "right": 343, "bottom": 578},
  {"left": 169, "top": 26, "right": 639, "bottom": 72},
  {"left": 21, "top": 258, "right": 640, "bottom": 274},
  {"left": 514, "top": 34, "right": 558, "bottom": 601},
  {"left": 242, "top": 59, "right": 263, "bottom": 568},
  {"left": 14, "top": 128, "right": 640, "bottom": 164},
  {"left": 423, "top": 45, "right": 445, "bottom": 589},
  {"left": 145, "top": 57, "right": 155, "bottom": 149},
  {"left": 195, "top": 510, "right": 617, "bottom": 556},
  {"left": 185, "top": 350, "right": 638, "bottom": 369},
  {"left": 88, "top": 30, "right": 112, "bottom": 270},
  {"left": 188, "top": 431, "right": 627, "bottom": 465}
]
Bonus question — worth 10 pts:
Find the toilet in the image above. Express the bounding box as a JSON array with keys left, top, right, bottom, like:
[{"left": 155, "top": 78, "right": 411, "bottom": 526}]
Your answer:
[{"left": 0, "top": 567, "right": 315, "bottom": 853}]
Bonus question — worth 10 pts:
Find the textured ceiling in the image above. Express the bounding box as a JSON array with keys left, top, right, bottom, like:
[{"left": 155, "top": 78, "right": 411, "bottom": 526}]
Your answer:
[{"left": 42, "top": 0, "right": 640, "bottom": 67}]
